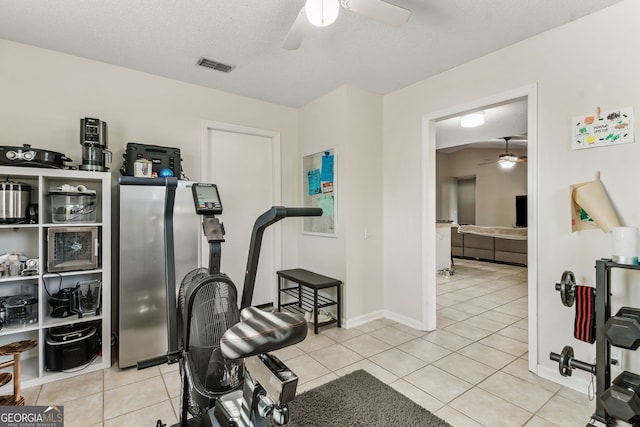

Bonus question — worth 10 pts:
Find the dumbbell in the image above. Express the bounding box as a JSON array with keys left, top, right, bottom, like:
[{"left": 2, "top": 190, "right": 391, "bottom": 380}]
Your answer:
[
  {"left": 600, "top": 370, "right": 640, "bottom": 424},
  {"left": 603, "top": 307, "right": 640, "bottom": 350},
  {"left": 555, "top": 271, "right": 576, "bottom": 307},
  {"left": 549, "top": 345, "right": 596, "bottom": 377}
]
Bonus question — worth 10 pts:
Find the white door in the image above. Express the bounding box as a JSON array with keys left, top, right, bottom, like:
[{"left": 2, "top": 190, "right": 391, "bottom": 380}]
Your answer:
[{"left": 204, "top": 127, "right": 278, "bottom": 307}]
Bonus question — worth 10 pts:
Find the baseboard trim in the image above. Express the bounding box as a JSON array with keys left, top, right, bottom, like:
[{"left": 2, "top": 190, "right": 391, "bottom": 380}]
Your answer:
[
  {"left": 342, "top": 310, "right": 425, "bottom": 331},
  {"left": 537, "top": 364, "right": 591, "bottom": 395},
  {"left": 383, "top": 310, "right": 425, "bottom": 331},
  {"left": 342, "top": 310, "right": 385, "bottom": 329}
]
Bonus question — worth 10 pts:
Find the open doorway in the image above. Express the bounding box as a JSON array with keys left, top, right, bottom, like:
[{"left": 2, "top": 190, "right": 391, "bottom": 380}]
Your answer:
[
  {"left": 421, "top": 85, "right": 539, "bottom": 372},
  {"left": 456, "top": 176, "right": 477, "bottom": 225}
]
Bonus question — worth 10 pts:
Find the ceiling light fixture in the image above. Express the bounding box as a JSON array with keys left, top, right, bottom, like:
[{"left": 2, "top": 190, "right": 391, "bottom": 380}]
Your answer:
[
  {"left": 498, "top": 154, "right": 518, "bottom": 169},
  {"left": 460, "top": 112, "right": 485, "bottom": 128},
  {"left": 306, "top": 0, "right": 340, "bottom": 27}
]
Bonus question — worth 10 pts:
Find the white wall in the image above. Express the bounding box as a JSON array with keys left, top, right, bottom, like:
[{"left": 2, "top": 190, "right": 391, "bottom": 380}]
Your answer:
[
  {"left": 0, "top": 40, "right": 298, "bottom": 183},
  {"left": 437, "top": 148, "right": 527, "bottom": 226},
  {"left": 344, "top": 86, "right": 384, "bottom": 322},
  {"left": 297, "top": 88, "right": 348, "bottom": 281},
  {"left": 384, "top": 0, "right": 640, "bottom": 387},
  {"left": 1, "top": 38, "right": 384, "bottom": 329},
  {"left": 297, "top": 86, "right": 384, "bottom": 323},
  {"left": 0, "top": 39, "right": 302, "bottom": 276}
]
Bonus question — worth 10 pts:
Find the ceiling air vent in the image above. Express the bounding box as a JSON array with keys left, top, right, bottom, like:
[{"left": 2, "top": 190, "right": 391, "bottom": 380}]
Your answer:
[{"left": 197, "top": 57, "right": 235, "bottom": 73}]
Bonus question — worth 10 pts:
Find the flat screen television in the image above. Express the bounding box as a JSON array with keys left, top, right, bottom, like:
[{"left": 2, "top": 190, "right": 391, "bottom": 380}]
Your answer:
[{"left": 516, "top": 195, "right": 527, "bottom": 227}]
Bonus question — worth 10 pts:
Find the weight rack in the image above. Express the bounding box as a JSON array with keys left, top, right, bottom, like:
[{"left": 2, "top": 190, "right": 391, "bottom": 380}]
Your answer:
[{"left": 552, "top": 259, "right": 640, "bottom": 426}]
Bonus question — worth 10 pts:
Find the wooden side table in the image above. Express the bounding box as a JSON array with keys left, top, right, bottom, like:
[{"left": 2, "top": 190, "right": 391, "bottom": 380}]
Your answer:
[{"left": 277, "top": 269, "right": 342, "bottom": 334}]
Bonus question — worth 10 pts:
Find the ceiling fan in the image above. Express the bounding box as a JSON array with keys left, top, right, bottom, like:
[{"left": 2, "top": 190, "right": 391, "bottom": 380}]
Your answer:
[
  {"left": 479, "top": 137, "right": 528, "bottom": 168},
  {"left": 283, "top": 0, "right": 411, "bottom": 50}
]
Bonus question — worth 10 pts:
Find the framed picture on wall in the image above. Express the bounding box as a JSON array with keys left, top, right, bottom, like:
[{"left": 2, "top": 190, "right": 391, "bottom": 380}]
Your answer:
[{"left": 302, "top": 148, "right": 337, "bottom": 236}]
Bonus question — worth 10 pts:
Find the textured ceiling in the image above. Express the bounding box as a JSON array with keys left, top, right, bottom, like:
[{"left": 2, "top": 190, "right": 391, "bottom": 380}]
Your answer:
[{"left": 0, "top": 0, "right": 623, "bottom": 108}]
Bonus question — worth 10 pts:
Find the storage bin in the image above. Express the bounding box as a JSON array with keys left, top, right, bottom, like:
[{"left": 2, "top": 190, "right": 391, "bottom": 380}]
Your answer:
[{"left": 49, "top": 192, "right": 97, "bottom": 223}]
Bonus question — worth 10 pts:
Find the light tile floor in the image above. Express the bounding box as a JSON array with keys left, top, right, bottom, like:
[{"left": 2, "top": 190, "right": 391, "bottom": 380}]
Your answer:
[{"left": 20, "top": 259, "right": 597, "bottom": 426}]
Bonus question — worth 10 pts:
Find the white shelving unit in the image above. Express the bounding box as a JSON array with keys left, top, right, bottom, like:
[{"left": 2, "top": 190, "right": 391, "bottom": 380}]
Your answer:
[{"left": 0, "top": 165, "right": 111, "bottom": 388}]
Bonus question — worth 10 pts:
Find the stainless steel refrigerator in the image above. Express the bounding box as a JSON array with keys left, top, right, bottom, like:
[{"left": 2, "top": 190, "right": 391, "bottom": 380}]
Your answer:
[{"left": 117, "top": 177, "right": 200, "bottom": 368}]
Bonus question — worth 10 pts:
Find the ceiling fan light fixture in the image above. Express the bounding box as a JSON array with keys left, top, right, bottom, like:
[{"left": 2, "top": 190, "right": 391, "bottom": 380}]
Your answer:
[
  {"left": 460, "top": 112, "right": 485, "bottom": 128},
  {"left": 306, "top": 0, "right": 340, "bottom": 27},
  {"left": 498, "top": 154, "right": 517, "bottom": 169}
]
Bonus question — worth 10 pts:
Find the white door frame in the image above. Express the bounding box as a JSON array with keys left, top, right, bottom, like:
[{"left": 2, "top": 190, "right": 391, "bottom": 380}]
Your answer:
[
  {"left": 421, "top": 84, "right": 539, "bottom": 372},
  {"left": 200, "top": 120, "right": 283, "bottom": 303}
]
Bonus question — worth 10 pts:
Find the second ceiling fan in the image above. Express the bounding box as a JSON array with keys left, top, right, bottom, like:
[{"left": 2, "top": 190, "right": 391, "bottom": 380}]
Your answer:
[
  {"left": 497, "top": 136, "right": 528, "bottom": 168},
  {"left": 478, "top": 136, "right": 528, "bottom": 169},
  {"left": 283, "top": 0, "right": 411, "bottom": 50}
]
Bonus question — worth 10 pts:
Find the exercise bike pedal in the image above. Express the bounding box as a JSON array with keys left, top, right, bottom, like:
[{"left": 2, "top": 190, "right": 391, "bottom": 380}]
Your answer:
[
  {"left": 272, "top": 405, "right": 289, "bottom": 426},
  {"left": 257, "top": 395, "right": 275, "bottom": 418}
]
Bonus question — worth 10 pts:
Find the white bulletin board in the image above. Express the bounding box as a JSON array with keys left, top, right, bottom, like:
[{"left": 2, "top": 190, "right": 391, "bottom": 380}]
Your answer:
[
  {"left": 572, "top": 107, "right": 633, "bottom": 150},
  {"left": 303, "top": 149, "right": 336, "bottom": 236}
]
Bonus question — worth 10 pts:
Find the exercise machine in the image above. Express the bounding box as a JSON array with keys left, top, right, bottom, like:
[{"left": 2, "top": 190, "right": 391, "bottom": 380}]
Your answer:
[{"left": 146, "top": 183, "right": 322, "bottom": 427}]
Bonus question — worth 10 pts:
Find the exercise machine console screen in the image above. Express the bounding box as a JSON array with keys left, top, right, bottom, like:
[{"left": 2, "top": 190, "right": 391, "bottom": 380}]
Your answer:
[{"left": 192, "top": 183, "right": 223, "bottom": 215}]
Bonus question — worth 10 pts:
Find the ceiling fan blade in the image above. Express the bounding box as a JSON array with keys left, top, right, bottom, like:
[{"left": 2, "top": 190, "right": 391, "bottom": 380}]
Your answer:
[
  {"left": 342, "top": 0, "right": 411, "bottom": 26},
  {"left": 517, "top": 156, "right": 528, "bottom": 162},
  {"left": 283, "top": 6, "right": 311, "bottom": 50}
]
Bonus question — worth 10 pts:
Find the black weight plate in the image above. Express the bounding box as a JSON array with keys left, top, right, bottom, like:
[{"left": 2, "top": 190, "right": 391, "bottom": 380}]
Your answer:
[
  {"left": 558, "top": 345, "right": 574, "bottom": 377},
  {"left": 559, "top": 270, "right": 576, "bottom": 307}
]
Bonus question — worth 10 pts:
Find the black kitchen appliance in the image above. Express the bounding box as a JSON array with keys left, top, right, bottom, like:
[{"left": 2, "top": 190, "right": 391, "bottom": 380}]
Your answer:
[
  {"left": 48, "top": 287, "right": 75, "bottom": 318},
  {"left": 45, "top": 322, "right": 99, "bottom": 371},
  {"left": 0, "top": 144, "right": 72, "bottom": 169},
  {"left": 120, "top": 142, "right": 181, "bottom": 177},
  {"left": 79, "top": 118, "right": 111, "bottom": 171}
]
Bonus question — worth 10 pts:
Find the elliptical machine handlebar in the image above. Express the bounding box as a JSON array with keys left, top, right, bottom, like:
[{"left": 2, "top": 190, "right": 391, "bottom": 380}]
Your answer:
[
  {"left": 279, "top": 207, "right": 324, "bottom": 217},
  {"left": 241, "top": 206, "right": 322, "bottom": 309}
]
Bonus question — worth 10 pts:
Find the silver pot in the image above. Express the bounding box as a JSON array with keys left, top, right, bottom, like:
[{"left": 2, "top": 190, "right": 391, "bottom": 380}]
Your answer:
[{"left": 0, "top": 181, "right": 31, "bottom": 223}]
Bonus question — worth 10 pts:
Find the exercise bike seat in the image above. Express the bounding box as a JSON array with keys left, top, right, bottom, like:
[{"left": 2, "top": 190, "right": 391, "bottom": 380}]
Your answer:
[{"left": 220, "top": 307, "right": 307, "bottom": 360}]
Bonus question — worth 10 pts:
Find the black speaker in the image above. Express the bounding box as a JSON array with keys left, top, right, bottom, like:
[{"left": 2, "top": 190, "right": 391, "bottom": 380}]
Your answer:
[{"left": 516, "top": 195, "right": 527, "bottom": 227}]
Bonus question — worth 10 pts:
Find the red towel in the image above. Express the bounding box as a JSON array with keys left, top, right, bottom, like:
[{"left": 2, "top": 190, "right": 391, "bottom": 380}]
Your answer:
[{"left": 574, "top": 285, "right": 596, "bottom": 343}]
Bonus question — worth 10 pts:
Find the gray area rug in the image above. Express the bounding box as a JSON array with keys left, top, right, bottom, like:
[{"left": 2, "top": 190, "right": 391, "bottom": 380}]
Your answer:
[{"left": 274, "top": 370, "right": 452, "bottom": 427}]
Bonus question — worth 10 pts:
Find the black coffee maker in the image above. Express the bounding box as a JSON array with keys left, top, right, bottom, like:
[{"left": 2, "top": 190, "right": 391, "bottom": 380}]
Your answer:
[
  {"left": 48, "top": 287, "right": 75, "bottom": 318},
  {"left": 79, "top": 118, "right": 111, "bottom": 171}
]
